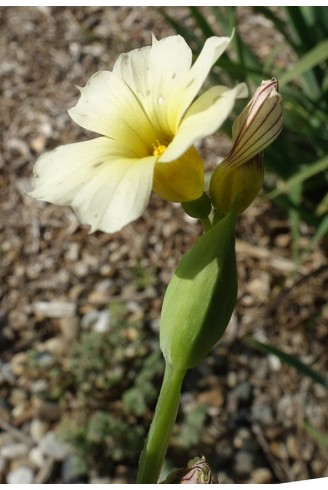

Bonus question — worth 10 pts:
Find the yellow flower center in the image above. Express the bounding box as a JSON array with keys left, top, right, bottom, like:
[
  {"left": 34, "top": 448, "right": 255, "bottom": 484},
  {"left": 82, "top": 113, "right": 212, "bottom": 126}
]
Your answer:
[{"left": 153, "top": 143, "right": 167, "bottom": 157}]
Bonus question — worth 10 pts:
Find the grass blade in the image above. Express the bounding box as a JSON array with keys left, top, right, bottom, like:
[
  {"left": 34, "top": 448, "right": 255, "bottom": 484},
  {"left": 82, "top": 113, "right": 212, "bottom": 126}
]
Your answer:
[
  {"left": 247, "top": 338, "right": 328, "bottom": 390},
  {"left": 278, "top": 39, "right": 328, "bottom": 88}
]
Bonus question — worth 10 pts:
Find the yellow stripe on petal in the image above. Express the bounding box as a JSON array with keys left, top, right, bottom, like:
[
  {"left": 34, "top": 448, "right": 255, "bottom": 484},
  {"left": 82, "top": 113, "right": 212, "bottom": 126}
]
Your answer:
[{"left": 153, "top": 146, "right": 204, "bottom": 202}]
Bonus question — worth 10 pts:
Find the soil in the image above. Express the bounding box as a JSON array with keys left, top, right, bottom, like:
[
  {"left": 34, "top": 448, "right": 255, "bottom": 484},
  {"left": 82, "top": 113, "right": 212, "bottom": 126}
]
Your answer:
[{"left": 0, "top": 6, "right": 327, "bottom": 484}]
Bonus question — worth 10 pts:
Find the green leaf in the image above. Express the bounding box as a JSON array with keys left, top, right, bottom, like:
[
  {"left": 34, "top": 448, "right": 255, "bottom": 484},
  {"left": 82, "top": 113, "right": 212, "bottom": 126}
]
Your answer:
[
  {"left": 265, "top": 155, "right": 328, "bottom": 201},
  {"left": 302, "top": 420, "right": 328, "bottom": 448},
  {"left": 278, "top": 39, "right": 328, "bottom": 87},
  {"left": 247, "top": 338, "right": 328, "bottom": 390}
]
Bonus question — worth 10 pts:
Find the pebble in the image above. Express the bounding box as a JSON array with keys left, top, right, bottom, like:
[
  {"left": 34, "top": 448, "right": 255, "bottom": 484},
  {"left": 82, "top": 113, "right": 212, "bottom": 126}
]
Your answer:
[
  {"left": 234, "top": 450, "right": 256, "bottom": 477},
  {"left": 1, "top": 442, "right": 30, "bottom": 460},
  {"left": 251, "top": 403, "right": 274, "bottom": 426},
  {"left": 30, "top": 418, "right": 49, "bottom": 443},
  {"left": 286, "top": 434, "right": 299, "bottom": 459},
  {"left": 81, "top": 309, "right": 111, "bottom": 332},
  {"left": 232, "top": 381, "right": 252, "bottom": 404},
  {"left": 6, "top": 466, "right": 34, "bottom": 484},
  {"left": 59, "top": 315, "right": 80, "bottom": 341},
  {"left": 0, "top": 362, "right": 15, "bottom": 383},
  {"left": 36, "top": 351, "right": 55, "bottom": 368},
  {"left": 0, "top": 455, "right": 6, "bottom": 474},
  {"left": 39, "top": 431, "right": 70, "bottom": 461},
  {"left": 94, "top": 310, "right": 111, "bottom": 333},
  {"left": 37, "top": 401, "right": 62, "bottom": 422},
  {"left": 270, "top": 441, "right": 288, "bottom": 460},
  {"left": 9, "top": 388, "right": 28, "bottom": 406},
  {"left": 33, "top": 301, "right": 76, "bottom": 318},
  {"left": 10, "top": 352, "right": 27, "bottom": 376},
  {"left": 61, "top": 454, "right": 88, "bottom": 483},
  {"left": 30, "top": 379, "right": 49, "bottom": 394},
  {"left": 29, "top": 447, "right": 45, "bottom": 468},
  {"left": 250, "top": 468, "right": 273, "bottom": 483}
]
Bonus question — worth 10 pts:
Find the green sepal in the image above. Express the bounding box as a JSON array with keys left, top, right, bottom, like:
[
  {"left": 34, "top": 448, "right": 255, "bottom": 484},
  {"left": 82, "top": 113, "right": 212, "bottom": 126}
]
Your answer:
[
  {"left": 160, "top": 212, "right": 238, "bottom": 370},
  {"left": 182, "top": 192, "right": 212, "bottom": 219}
]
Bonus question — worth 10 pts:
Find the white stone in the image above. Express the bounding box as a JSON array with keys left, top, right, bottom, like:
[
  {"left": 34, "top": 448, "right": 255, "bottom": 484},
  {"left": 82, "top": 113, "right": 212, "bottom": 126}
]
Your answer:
[
  {"left": 29, "top": 447, "right": 45, "bottom": 467},
  {"left": 30, "top": 418, "right": 49, "bottom": 443},
  {"left": 6, "top": 466, "right": 34, "bottom": 484},
  {"left": 39, "top": 431, "right": 70, "bottom": 461},
  {"left": 1, "top": 442, "right": 29, "bottom": 459}
]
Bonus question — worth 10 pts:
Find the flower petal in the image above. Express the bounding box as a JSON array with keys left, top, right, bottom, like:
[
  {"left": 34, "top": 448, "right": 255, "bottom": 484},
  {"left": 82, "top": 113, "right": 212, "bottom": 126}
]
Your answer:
[
  {"left": 72, "top": 155, "right": 156, "bottom": 233},
  {"left": 68, "top": 71, "right": 157, "bottom": 156},
  {"left": 167, "top": 35, "right": 232, "bottom": 132},
  {"left": 160, "top": 83, "right": 248, "bottom": 163},
  {"left": 29, "top": 137, "right": 131, "bottom": 205},
  {"left": 153, "top": 146, "right": 204, "bottom": 202},
  {"left": 113, "top": 34, "right": 192, "bottom": 134}
]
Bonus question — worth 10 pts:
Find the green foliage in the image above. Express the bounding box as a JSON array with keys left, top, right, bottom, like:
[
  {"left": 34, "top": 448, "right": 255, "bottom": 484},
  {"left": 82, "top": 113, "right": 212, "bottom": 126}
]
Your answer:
[
  {"left": 160, "top": 6, "right": 328, "bottom": 254},
  {"left": 174, "top": 405, "right": 207, "bottom": 449},
  {"left": 247, "top": 338, "right": 328, "bottom": 390},
  {"left": 26, "top": 302, "right": 164, "bottom": 477}
]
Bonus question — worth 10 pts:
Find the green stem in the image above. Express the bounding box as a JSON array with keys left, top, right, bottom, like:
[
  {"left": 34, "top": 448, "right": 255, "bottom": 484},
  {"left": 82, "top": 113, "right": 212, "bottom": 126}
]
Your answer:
[{"left": 136, "top": 363, "right": 186, "bottom": 484}]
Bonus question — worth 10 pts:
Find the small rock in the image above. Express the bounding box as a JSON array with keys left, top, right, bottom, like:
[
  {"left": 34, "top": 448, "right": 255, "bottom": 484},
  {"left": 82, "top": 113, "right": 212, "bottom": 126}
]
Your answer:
[
  {"left": 30, "top": 418, "right": 49, "bottom": 443},
  {"left": 0, "top": 362, "right": 15, "bottom": 383},
  {"left": 252, "top": 404, "right": 274, "bottom": 426},
  {"left": 81, "top": 310, "right": 99, "bottom": 330},
  {"left": 36, "top": 351, "right": 55, "bottom": 368},
  {"left": 250, "top": 468, "right": 273, "bottom": 483},
  {"left": 232, "top": 381, "right": 252, "bottom": 404},
  {"left": 9, "top": 388, "right": 28, "bottom": 405},
  {"left": 39, "top": 431, "right": 70, "bottom": 461},
  {"left": 1, "top": 442, "right": 29, "bottom": 460},
  {"left": 0, "top": 455, "right": 7, "bottom": 474},
  {"left": 270, "top": 441, "right": 288, "bottom": 460},
  {"left": 10, "top": 352, "right": 27, "bottom": 376},
  {"left": 29, "top": 447, "right": 45, "bottom": 468},
  {"left": 6, "top": 466, "right": 34, "bottom": 484},
  {"left": 33, "top": 301, "right": 76, "bottom": 318},
  {"left": 37, "top": 401, "right": 62, "bottom": 422},
  {"left": 61, "top": 454, "right": 88, "bottom": 483},
  {"left": 94, "top": 310, "right": 111, "bottom": 333},
  {"left": 30, "top": 379, "right": 49, "bottom": 394},
  {"left": 81, "top": 310, "right": 111, "bottom": 332},
  {"left": 234, "top": 450, "right": 255, "bottom": 477},
  {"left": 59, "top": 316, "right": 80, "bottom": 341},
  {"left": 286, "top": 434, "right": 299, "bottom": 459}
]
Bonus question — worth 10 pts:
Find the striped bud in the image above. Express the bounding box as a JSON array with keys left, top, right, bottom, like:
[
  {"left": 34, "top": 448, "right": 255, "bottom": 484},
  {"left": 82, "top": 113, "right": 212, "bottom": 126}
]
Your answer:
[{"left": 210, "top": 78, "right": 283, "bottom": 214}]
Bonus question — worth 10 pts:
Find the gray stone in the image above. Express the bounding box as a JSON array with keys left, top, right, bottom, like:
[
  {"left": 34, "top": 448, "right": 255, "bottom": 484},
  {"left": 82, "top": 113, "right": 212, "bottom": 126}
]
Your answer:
[
  {"left": 61, "top": 454, "right": 88, "bottom": 483},
  {"left": 251, "top": 403, "right": 274, "bottom": 426},
  {"left": 234, "top": 450, "right": 256, "bottom": 477},
  {"left": 6, "top": 466, "right": 34, "bottom": 484},
  {"left": 232, "top": 381, "right": 252, "bottom": 404},
  {"left": 39, "top": 431, "right": 70, "bottom": 461},
  {"left": 30, "top": 379, "right": 49, "bottom": 394},
  {"left": 1, "top": 442, "right": 29, "bottom": 459},
  {"left": 36, "top": 351, "right": 54, "bottom": 368}
]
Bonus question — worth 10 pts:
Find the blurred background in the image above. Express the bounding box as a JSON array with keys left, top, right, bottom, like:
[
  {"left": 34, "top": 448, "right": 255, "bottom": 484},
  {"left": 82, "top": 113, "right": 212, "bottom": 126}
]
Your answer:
[{"left": 0, "top": 6, "right": 327, "bottom": 484}]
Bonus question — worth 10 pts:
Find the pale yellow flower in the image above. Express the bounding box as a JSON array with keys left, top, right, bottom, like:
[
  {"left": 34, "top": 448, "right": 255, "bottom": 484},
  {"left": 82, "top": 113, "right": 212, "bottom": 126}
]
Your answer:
[
  {"left": 210, "top": 78, "right": 283, "bottom": 214},
  {"left": 30, "top": 34, "right": 247, "bottom": 233}
]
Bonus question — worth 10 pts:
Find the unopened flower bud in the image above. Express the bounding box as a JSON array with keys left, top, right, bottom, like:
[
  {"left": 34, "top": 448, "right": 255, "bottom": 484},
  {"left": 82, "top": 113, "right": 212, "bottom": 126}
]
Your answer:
[
  {"left": 162, "top": 456, "right": 218, "bottom": 484},
  {"left": 210, "top": 78, "right": 283, "bottom": 214},
  {"left": 160, "top": 212, "right": 237, "bottom": 370}
]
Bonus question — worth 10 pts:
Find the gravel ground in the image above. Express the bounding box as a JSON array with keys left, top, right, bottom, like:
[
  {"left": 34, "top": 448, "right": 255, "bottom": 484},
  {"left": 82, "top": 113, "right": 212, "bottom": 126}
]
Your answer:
[{"left": 1, "top": 6, "right": 327, "bottom": 484}]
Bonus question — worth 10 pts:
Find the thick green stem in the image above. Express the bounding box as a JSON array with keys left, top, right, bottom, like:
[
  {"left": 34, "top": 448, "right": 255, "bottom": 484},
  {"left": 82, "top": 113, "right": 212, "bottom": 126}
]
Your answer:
[{"left": 136, "top": 363, "right": 186, "bottom": 484}]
